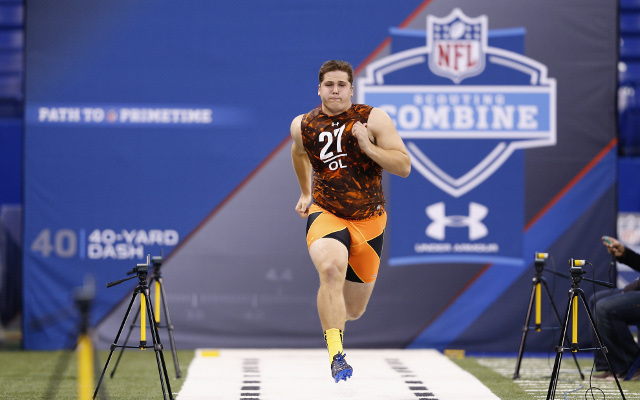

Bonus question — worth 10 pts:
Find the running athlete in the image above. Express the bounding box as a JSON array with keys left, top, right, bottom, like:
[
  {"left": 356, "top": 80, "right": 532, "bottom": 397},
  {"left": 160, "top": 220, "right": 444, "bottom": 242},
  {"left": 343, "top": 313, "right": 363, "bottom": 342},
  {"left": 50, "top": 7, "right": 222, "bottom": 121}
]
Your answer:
[{"left": 290, "top": 60, "right": 411, "bottom": 382}]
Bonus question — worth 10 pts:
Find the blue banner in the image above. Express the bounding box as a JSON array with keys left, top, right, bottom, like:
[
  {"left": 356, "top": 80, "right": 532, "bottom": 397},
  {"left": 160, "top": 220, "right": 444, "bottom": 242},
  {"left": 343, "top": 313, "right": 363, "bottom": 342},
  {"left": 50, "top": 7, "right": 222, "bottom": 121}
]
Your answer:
[
  {"left": 22, "top": 1, "right": 617, "bottom": 353},
  {"left": 358, "top": 9, "right": 556, "bottom": 267}
]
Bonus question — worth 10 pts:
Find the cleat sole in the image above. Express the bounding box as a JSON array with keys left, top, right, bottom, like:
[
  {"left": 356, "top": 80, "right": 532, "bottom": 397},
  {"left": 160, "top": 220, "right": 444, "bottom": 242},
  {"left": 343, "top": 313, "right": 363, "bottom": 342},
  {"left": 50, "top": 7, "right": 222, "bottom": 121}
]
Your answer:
[{"left": 334, "top": 368, "right": 353, "bottom": 383}]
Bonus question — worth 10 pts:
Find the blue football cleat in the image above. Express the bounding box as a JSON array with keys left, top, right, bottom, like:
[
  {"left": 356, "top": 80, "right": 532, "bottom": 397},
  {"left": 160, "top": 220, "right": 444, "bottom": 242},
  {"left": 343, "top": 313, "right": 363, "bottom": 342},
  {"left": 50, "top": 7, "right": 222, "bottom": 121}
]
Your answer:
[{"left": 331, "top": 352, "right": 353, "bottom": 382}]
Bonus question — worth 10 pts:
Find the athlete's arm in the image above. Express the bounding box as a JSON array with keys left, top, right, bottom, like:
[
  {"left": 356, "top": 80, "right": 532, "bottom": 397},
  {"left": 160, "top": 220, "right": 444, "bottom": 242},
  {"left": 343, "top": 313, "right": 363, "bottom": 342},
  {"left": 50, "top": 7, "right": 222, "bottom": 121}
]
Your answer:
[
  {"left": 291, "top": 114, "right": 313, "bottom": 218},
  {"left": 351, "top": 107, "right": 411, "bottom": 177}
]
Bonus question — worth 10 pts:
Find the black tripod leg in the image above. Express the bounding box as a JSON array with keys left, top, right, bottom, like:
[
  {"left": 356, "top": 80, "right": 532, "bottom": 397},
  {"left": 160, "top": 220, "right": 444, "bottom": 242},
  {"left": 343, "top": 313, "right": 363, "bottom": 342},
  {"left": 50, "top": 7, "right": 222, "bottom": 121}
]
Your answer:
[
  {"left": 541, "top": 280, "right": 584, "bottom": 380},
  {"left": 145, "top": 287, "right": 174, "bottom": 400},
  {"left": 93, "top": 290, "right": 139, "bottom": 400},
  {"left": 157, "top": 276, "right": 182, "bottom": 378},
  {"left": 546, "top": 290, "right": 574, "bottom": 400},
  {"left": 577, "top": 290, "right": 627, "bottom": 400},
  {"left": 514, "top": 279, "right": 537, "bottom": 379},
  {"left": 109, "top": 303, "right": 141, "bottom": 378}
]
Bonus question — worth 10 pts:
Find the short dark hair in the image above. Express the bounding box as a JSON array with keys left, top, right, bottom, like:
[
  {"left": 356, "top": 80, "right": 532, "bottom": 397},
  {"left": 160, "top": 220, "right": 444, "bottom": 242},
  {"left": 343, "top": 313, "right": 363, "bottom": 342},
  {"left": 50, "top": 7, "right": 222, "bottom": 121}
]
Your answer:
[{"left": 318, "top": 60, "right": 354, "bottom": 84}]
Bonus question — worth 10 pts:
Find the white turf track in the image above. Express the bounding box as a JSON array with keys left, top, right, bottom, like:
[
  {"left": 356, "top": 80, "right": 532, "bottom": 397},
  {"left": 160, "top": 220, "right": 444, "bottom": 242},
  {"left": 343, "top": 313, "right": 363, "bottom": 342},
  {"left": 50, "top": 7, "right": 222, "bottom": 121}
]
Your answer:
[{"left": 176, "top": 349, "right": 499, "bottom": 400}]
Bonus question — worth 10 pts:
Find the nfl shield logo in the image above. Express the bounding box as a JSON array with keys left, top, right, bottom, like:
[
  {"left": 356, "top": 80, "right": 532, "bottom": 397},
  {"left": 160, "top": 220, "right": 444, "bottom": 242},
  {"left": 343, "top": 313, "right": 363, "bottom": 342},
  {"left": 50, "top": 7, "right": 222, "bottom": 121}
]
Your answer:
[{"left": 426, "top": 8, "right": 487, "bottom": 84}]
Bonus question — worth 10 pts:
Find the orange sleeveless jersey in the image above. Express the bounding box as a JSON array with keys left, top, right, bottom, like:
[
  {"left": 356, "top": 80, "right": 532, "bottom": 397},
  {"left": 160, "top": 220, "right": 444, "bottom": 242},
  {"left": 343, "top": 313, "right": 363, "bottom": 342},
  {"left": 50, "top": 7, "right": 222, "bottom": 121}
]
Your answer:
[{"left": 301, "top": 104, "right": 384, "bottom": 220}]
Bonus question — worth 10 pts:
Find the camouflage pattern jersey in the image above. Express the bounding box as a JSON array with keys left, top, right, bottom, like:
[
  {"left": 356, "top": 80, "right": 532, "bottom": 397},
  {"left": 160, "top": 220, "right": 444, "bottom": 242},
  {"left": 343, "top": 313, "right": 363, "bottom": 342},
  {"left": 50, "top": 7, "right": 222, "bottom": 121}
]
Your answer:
[{"left": 301, "top": 104, "right": 385, "bottom": 220}]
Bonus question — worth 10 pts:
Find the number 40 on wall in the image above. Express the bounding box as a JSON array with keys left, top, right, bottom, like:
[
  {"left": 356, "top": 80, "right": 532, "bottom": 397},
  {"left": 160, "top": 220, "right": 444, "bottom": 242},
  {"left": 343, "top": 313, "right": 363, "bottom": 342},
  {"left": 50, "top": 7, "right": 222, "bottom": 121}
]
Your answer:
[{"left": 30, "top": 228, "right": 78, "bottom": 258}]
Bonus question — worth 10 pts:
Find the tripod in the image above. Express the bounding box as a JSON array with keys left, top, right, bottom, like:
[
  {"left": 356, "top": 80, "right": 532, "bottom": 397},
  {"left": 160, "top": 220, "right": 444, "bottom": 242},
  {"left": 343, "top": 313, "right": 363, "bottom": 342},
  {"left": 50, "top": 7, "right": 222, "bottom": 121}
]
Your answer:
[
  {"left": 513, "top": 253, "right": 583, "bottom": 380},
  {"left": 93, "top": 255, "right": 174, "bottom": 400},
  {"left": 109, "top": 255, "right": 181, "bottom": 379},
  {"left": 546, "top": 259, "right": 626, "bottom": 400}
]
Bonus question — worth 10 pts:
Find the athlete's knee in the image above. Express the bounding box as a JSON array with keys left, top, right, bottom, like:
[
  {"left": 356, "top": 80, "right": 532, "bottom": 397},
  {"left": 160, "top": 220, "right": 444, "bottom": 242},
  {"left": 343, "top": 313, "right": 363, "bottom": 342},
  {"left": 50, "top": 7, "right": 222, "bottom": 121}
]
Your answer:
[
  {"left": 317, "top": 259, "right": 346, "bottom": 284},
  {"left": 345, "top": 305, "right": 366, "bottom": 321}
]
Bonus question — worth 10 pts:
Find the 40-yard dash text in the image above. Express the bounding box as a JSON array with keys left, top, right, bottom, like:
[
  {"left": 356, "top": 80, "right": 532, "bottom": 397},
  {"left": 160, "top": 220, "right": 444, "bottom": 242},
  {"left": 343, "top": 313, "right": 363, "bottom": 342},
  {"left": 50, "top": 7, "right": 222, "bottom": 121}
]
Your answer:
[
  {"left": 87, "top": 229, "right": 179, "bottom": 259},
  {"left": 29, "top": 228, "right": 179, "bottom": 260}
]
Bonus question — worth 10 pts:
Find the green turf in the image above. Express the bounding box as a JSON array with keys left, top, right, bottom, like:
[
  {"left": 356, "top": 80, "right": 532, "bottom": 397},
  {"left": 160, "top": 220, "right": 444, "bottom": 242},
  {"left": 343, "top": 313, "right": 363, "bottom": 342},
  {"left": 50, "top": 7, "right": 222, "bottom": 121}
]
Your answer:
[
  {"left": 3, "top": 348, "right": 640, "bottom": 399},
  {"left": 0, "top": 349, "right": 194, "bottom": 399},
  {"left": 451, "top": 357, "right": 536, "bottom": 399},
  {"left": 455, "top": 355, "right": 640, "bottom": 399}
]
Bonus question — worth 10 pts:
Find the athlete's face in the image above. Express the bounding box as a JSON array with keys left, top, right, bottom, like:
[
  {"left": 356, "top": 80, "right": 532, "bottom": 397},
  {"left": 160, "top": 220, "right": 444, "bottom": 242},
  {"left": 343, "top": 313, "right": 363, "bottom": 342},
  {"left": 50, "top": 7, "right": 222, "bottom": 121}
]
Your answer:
[{"left": 318, "top": 70, "right": 353, "bottom": 115}]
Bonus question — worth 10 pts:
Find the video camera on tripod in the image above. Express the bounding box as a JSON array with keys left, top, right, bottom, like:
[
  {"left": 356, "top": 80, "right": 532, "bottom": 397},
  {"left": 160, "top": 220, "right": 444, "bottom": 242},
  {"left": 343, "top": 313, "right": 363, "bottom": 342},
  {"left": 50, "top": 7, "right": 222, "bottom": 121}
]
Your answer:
[
  {"left": 106, "top": 255, "right": 151, "bottom": 289},
  {"left": 105, "top": 253, "right": 182, "bottom": 380},
  {"left": 513, "top": 252, "right": 584, "bottom": 380},
  {"left": 546, "top": 257, "right": 624, "bottom": 400},
  {"left": 569, "top": 258, "right": 586, "bottom": 281},
  {"left": 94, "top": 254, "right": 174, "bottom": 400}
]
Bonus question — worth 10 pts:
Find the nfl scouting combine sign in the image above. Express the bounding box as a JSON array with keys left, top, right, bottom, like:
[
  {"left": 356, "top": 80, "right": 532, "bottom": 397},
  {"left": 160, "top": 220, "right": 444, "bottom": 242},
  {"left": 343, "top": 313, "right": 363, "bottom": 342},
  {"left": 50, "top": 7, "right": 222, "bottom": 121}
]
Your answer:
[{"left": 358, "top": 9, "right": 556, "bottom": 266}]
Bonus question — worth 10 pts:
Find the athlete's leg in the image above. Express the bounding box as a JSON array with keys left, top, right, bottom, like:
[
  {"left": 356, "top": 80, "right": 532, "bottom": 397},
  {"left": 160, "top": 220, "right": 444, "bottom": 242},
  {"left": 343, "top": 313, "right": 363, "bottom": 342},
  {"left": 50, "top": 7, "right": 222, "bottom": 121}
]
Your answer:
[
  {"left": 343, "top": 281, "right": 375, "bottom": 321},
  {"left": 341, "top": 212, "right": 385, "bottom": 322},
  {"left": 309, "top": 237, "right": 349, "bottom": 330},
  {"left": 306, "top": 206, "right": 354, "bottom": 381}
]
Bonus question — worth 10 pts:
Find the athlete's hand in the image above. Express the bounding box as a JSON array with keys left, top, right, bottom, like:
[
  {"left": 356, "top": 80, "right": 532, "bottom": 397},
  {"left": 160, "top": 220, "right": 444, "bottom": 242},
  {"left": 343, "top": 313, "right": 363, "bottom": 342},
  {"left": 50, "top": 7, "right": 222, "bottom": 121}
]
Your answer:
[
  {"left": 295, "top": 194, "right": 312, "bottom": 218},
  {"left": 352, "top": 121, "right": 373, "bottom": 152}
]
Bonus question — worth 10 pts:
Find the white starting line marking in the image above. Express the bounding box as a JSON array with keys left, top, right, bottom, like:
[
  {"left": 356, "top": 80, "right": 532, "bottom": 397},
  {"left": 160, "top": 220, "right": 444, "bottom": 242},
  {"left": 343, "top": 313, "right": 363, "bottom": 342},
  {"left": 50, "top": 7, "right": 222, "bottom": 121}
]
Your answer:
[{"left": 177, "top": 349, "right": 499, "bottom": 400}]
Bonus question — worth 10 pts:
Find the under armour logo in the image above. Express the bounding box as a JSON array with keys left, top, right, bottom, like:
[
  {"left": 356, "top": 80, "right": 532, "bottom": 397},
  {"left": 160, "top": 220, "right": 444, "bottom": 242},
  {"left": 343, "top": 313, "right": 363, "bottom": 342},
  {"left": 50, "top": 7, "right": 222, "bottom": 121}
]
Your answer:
[
  {"left": 425, "top": 202, "right": 488, "bottom": 240},
  {"left": 332, "top": 122, "right": 340, "bottom": 127}
]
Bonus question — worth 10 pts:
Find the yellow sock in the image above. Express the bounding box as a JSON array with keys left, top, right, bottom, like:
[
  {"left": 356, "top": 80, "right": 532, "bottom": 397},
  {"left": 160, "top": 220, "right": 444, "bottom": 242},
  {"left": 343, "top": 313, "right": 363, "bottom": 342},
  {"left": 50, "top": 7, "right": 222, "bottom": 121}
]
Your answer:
[{"left": 324, "top": 328, "right": 344, "bottom": 362}]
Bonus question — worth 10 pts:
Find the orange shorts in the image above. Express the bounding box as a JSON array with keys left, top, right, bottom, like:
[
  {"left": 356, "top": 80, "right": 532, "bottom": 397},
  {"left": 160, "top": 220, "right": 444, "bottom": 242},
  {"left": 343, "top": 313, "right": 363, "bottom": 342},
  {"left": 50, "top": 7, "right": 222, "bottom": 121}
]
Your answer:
[{"left": 306, "top": 204, "right": 386, "bottom": 283}]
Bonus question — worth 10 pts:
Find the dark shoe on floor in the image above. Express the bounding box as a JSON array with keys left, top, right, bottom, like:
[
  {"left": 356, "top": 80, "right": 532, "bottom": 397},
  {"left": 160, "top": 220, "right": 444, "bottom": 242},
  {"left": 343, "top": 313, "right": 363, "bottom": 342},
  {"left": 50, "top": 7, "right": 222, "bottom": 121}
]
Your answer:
[
  {"left": 593, "top": 370, "right": 614, "bottom": 380},
  {"left": 331, "top": 352, "right": 353, "bottom": 383}
]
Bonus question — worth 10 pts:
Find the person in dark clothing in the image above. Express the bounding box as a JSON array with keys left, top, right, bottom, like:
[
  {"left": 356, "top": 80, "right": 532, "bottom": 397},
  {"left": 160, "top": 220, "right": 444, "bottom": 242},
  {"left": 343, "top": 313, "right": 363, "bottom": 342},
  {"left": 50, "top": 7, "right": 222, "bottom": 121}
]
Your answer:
[{"left": 590, "top": 236, "right": 640, "bottom": 380}]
